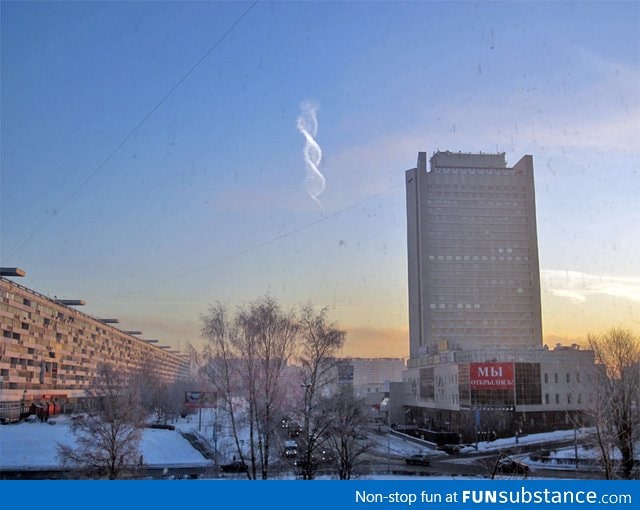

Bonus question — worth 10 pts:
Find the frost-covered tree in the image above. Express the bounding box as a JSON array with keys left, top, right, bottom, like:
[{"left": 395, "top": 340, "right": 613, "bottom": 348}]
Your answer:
[
  {"left": 588, "top": 328, "right": 640, "bottom": 479},
  {"left": 199, "top": 296, "right": 297, "bottom": 479},
  {"left": 324, "top": 387, "right": 372, "bottom": 479},
  {"left": 296, "top": 305, "right": 346, "bottom": 480},
  {"left": 57, "top": 363, "right": 146, "bottom": 479}
]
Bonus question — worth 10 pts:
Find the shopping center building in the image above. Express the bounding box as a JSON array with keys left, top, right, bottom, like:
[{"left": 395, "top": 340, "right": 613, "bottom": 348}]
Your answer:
[
  {"left": 402, "top": 343, "right": 596, "bottom": 441},
  {"left": 400, "top": 151, "right": 596, "bottom": 441}
]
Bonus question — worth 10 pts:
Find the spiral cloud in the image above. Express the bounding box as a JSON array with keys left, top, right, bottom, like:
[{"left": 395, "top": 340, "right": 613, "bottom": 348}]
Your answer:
[{"left": 297, "top": 101, "right": 325, "bottom": 207}]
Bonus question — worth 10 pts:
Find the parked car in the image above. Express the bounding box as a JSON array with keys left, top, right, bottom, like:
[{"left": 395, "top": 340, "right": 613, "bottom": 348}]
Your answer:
[
  {"left": 288, "top": 422, "right": 302, "bottom": 438},
  {"left": 220, "top": 461, "right": 248, "bottom": 473},
  {"left": 293, "top": 458, "right": 318, "bottom": 470},
  {"left": 437, "top": 444, "right": 461, "bottom": 455},
  {"left": 404, "top": 453, "right": 431, "bottom": 466},
  {"left": 496, "top": 457, "right": 529, "bottom": 475},
  {"left": 529, "top": 449, "right": 551, "bottom": 461},
  {"left": 284, "top": 447, "right": 298, "bottom": 458},
  {"left": 319, "top": 449, "right": 336, "bottom": 463},
  {"left": 147, "top": 423, "right": 176, "bottom": 431},
  {"left": 283, "top": 440, "right": 298, "bottom": 458}
]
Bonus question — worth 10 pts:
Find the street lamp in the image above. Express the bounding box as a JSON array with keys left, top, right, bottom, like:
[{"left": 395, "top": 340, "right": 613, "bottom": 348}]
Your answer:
[
  {"left": 566, "top": 410, "right": 580, "bottom": 470},
  {"left": 21, "top": 390, "right": 27, "bottom": 418},
  {"left": 379, "top": 396, "right": 391, "bottom": 474},
  {"left": 213, "top": 393, "right": 219, "bottom": 467},
  {"left": 387, "top": 405, "right": 391, "bottom": 474},
  {"left": 574, "top": 425, "right": 578, "bottom": 471},
  {"left": 300, "top": 382, "right": 313, "bottom": 479}
]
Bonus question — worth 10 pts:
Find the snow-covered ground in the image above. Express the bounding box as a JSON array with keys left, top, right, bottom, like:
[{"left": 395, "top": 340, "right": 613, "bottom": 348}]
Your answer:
[
  {"left": 371, "top": 427, "right": 592, "bottom": 458},
  {"left": 370, "top": 427, "right": 639, "bottom": 476},
  {"left": 1, "top": 410, "right": 637, "bottom": 475},
  {"left": 0, "top": 415, "right": 210, "bottom": 469}
]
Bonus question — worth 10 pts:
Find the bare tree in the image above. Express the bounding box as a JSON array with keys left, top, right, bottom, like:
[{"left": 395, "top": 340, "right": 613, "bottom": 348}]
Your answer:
[
  {"left": 588, "top": 327, "right": 640, "bottom": 479},
  {"left": 199, "top": 296, "right": 297, "bottom": 479},
  {"left": 129, "top": 354, "right": 161, "bottom": 414},
  {"left": 197, "top": 304, "right": 246, "bottom": 472},
  {"left": 129, "top": 353, "right": 195, "bottom": 424},
  {"left": 57, "top": 363, "right": 146, "bottom": 479},
  {"left": 297, "top": 305, "right": 346, "bottom": 479},
  {"left": 591, "top": 393, "right": 617, "bottom": 479},
  {"left": 324, "top": 387, "right": 372, "bottom": 479}
]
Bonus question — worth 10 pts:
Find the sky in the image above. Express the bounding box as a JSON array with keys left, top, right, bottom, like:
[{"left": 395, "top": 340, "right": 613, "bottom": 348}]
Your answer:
[{"left": 1, "top": 1, "right": 639, "bottom": 358}]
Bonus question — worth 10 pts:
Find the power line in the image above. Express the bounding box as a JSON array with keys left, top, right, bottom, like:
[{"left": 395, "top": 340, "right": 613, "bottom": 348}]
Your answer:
[
  {"left": 116, "top": 183, "right": 402, "bottom": 299},
  {"left": 5, "top": 1, "right": 259, "bottom": 262}
]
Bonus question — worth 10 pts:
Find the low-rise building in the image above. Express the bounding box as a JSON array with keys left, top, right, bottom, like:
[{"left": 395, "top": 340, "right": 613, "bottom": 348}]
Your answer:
[
  {"left": 337, "top": 357, "right": 405, "bottom": 397},
  {"left": 402, "top": 344, "right": 596, "bottom": 441}
]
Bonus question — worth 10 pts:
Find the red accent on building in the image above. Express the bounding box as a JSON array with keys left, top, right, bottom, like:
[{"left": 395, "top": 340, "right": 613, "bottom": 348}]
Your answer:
[{"left": 469, "top": 362, "right": 515, "bottom": 389}]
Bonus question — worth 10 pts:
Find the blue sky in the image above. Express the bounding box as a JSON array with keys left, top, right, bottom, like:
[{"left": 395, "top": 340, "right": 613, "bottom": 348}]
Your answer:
[{"left": 2, "top": 1, "right": 638, "bottom": 356}]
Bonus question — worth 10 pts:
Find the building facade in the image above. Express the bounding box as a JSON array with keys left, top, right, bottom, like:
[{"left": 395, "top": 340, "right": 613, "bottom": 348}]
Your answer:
[
  {"left": 406, "top": 151, "right": 543, "bottom": 357},
  {"left": 402, "top": 151, "right": 595, "bottom": 440},
  {"left": 336, "top": 358, "right": 405, "bottom": 393},
  {"left": 403, "top": 344, "right": 596, "bottom": 441},
  {"left": 0, "top": 276, "right": 189, "bottom": 421},
  {"left": 332, "top": 357, "right": 405, "bottom": 428}
]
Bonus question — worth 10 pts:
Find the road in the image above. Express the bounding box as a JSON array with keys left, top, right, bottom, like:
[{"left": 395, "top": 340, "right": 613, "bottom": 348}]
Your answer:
[{"left": 360, "top": 434, "right": 607, "bottom": 480}]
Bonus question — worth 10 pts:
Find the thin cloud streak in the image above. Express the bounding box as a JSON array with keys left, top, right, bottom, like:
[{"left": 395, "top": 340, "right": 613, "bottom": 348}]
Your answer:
[{"left": 541, "top": 269, "right": 640, "bottom": 304}]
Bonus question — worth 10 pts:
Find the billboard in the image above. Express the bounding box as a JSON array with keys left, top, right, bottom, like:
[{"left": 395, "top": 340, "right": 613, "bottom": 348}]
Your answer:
[
  {"left": 184, "top": 391, "right": 217, "bottom": 408},
  {"left": 469, "top": 362, "right": 514, "bottom": 389}
]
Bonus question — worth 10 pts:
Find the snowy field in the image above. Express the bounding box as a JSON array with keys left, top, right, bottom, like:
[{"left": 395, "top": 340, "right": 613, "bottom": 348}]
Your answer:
[{"left": 0, "top": 415, "right": 211, "bottom": 469}]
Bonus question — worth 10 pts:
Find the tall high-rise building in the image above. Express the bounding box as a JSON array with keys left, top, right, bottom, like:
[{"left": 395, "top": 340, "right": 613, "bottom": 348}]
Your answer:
[{"left": 406, "top": 151, "right": 543, "bottom": 358}]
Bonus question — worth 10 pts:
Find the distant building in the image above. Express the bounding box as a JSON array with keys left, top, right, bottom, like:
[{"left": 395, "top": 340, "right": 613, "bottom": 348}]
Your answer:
[
  {"left": 0, "top": 276, "right": 189, "bottom": 422},
  {"left": 333, "top": 357, "right": 405, "bottom": 425},
  {"left": 349, "top": 357, "right": 405, "bottom": 396},
  {"left": 334, "top": 357, "right": 404, "bottom": 386}
]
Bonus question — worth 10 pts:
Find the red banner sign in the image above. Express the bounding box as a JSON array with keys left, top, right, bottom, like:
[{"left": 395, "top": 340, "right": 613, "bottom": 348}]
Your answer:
[{"left": 469, "top": 362, "right": 514, "bottom": 389}]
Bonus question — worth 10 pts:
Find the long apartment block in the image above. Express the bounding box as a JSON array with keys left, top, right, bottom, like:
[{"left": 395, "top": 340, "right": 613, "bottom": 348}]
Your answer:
[{"left": 1, "top": 276, "right": 189, "bottom": 420}]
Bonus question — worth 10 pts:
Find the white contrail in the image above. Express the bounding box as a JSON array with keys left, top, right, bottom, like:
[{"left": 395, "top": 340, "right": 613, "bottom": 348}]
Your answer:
[{"left": 297, "top": 101, "right": 325, "bottom": 207}]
